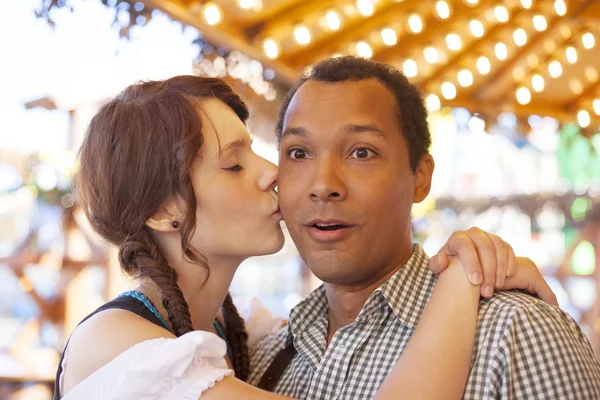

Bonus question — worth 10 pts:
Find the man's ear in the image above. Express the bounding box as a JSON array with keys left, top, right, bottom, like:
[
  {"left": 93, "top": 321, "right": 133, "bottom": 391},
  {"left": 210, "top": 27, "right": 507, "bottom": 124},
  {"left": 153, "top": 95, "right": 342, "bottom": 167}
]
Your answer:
[
  {"left": 413, "top": 154, "right": 434, "bottom": 204},
  {"left": 145, "top": 198, "right": 185, "bottom": 232}
]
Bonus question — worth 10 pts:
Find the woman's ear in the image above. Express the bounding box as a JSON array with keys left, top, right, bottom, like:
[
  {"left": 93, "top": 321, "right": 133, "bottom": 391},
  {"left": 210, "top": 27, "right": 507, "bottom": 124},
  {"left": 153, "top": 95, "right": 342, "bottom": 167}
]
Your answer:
[{"left": 146, "top": 198, "right": 185, "bottom": 232}]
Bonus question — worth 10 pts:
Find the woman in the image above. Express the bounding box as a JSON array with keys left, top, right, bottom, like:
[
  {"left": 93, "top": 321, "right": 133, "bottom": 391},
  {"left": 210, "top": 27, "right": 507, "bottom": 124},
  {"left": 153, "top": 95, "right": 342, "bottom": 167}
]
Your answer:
[{"left": 56, "top": 75, "right": 552, "bottom": 399}]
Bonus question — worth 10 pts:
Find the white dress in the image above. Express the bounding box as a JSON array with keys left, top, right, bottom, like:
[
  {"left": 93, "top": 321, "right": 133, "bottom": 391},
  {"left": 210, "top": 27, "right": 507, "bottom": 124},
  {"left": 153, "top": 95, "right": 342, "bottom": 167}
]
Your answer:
[{"left": 59, "top": 297, "right": 283, "bottom": 399}]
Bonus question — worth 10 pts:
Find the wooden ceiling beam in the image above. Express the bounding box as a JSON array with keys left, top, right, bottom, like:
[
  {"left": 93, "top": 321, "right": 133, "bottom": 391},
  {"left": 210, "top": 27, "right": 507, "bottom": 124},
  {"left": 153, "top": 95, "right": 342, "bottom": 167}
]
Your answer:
[
  {"left": 474, "top": 0, "right": 593, "bottom": 101},
  {"left": 284, "top": 1, "right": 420, "bottom": 68},
  {"left": 140, "top": 0, "right": 299, "bottom": 85},
  {"left": 440, "top": 95, "right": 593, "bottom": 125},
  {"left": 374, "top": 0, "right": 493, "bottom": 63},
  {"left": 579, "top": 1, "right": 600, "bottom": 23},
  {"left": 244, "top": 0, "right": 339, "bottom": 40},
  {"left": 418, "top": 8, "right": 526, "bottom": 89},
  {"left": 473, "top": 20, "right": 560, "bottom": 101},
  {"left": 495, "top": 23, "right": 583, "bottom": 105},
  {"left": 566, "top": 80, "right": 600, "bottom": 110}
]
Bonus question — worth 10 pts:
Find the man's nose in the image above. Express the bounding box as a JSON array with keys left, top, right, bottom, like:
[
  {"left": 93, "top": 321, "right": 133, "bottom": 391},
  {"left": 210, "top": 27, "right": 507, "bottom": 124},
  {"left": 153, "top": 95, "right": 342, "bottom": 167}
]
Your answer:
[{"left": 309, "top": 156, "right": 347, "bottom": 202}]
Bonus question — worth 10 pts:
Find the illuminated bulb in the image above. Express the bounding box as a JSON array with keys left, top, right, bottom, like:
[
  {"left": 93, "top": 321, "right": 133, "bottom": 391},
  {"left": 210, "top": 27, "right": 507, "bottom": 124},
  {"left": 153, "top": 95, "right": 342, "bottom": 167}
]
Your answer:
[
  {"left": 446, "top": 33, "right": 462, "bottom": 51},
  {"left": 512, "top": 66, "right": 526, "bottom": 81},
  {"left": 464, "top": 0, "right": 479, "bottom": 5},
  {"left": 476, "top": 56, "right": 491, "bottom": 74},
  {"left": 426, "top": 94, "right": 441, "bottom": 112},
  {"left": 513, "top": 28, "right": 527, "bottom": 46},
  {"left": 357, "top": 0, "right": 374, "bottom": 16},
  {"left": 531, "top": 74, "right": 545, "bottom": 92},
  {"left": 494, "top": 5, "right": 509, "bottom": 23},
  {"left": 458, "top": 69, "right": 474, "bottom": 87},
  {"left": 424, "top": 47, "right": 439, "bottom": 64},
  {"left": 549, "top": 60, "right": 563, "bottom": 78},
  {"left": 560, "top": 24, "right": 571, "bottom": 39},
  {"left": 294, "top": 25, "right": 311, "bottom": 45},
  {"left": 533, "top": 15, "right": 547, "bottom": 31},
  {"left": 436, "top": 1, "right": 451, "bottom": 19},
  {"left": 578, "top": 110, "right": 590, "bottom": 128},
  {"left": 408, "top": 14, "right": 423, "bottom": 33},
  {"left": 570, "top": 79, "right": 583, "bottom": 95},
  {"left": 566, "top": 47, "right": 578, "bottom": 64},
  {"left": 356, "top": 41, "right": 373, "bottom": 58},
  {"left": 526, "top": 54, "right": 538, "bottom": 69},
  {"left": 495, "top": 42, "right": 508, "bottom": 60},
  {"left": 441, "top": 82, "right": 457, "bottom": 99},
  {"left": 381, "top": 28, "right": 397, "bottom": 46},
  {"left": 554, "top": 0, "right": 567, "bottom": 16},
  {"left": 586, "top": 67, "right": 599, "bottom": 82},
  {"left": 236, "top": 0, "right": 257, "bottom": 10},
  {"left": 403, "top": 59, "right": 418, "bottom": 77},
  {"left": 516, "top": 87, "right": 531, "bottom": 105},
  {"left": 203, "top": 3, "right": 222, "bottom": 25},
  {"left": 583, "top": 33, "right": 596, "bottom": 49},
  {"left": 470, "top": 20, "right": 485, "bottom": 38},
  {"left": 593, "top": 99, "right": 600, "bottom": 116},
  {"left": 544, "top": 40, "right": 556, "bottom": 54},
  {"left": 326, "top": 11, "right": 341, "bottom": 31},
  {"left": 520, "top": 0, "right": 533, "bottom": 9},
  {"left": 263, "top": 39, "right": 279, "bottom": 59}
]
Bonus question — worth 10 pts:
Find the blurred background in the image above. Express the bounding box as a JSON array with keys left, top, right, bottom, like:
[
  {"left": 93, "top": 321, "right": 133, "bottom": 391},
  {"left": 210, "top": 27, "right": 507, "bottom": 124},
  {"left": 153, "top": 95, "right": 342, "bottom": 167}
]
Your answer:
[{"left": 1, "top": 0, "right": 599, "bottom": 398}]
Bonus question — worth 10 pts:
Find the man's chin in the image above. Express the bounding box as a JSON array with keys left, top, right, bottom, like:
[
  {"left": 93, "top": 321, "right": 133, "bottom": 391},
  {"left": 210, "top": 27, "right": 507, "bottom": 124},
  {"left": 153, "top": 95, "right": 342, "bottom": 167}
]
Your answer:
[{"left": 305, "top": 257, "right": 364, "bottom": 285}]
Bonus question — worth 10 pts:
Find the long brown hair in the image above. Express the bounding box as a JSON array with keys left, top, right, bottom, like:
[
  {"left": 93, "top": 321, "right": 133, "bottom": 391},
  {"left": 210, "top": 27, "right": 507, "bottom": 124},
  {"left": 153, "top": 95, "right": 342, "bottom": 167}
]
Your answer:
[{"left": 76, "top": 75, "right": 250, "bottom": 380}]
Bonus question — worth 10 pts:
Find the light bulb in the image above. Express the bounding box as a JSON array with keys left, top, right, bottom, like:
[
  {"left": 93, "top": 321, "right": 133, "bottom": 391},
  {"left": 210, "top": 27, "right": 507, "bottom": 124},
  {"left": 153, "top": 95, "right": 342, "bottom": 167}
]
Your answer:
[
  {"left": 516, "top": 87, "right": 531, "bottom": 105},
  {"left": 263, "top": 39, "right": 279, "bottom": 59},
  {"left": 476, "top": 56, "right": 491, "bottom": 74}
]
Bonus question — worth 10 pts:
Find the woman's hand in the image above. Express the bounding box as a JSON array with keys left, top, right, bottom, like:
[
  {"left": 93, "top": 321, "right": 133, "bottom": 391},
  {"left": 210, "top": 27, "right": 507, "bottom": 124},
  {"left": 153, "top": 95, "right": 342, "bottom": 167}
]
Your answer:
[{"left": 428, "top": 227, "right": 557, "bottom": 306}]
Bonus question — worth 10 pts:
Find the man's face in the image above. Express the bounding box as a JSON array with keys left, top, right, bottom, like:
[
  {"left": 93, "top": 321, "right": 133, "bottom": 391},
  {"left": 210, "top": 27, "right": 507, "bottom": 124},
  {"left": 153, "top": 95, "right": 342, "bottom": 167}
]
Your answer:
[{"left": 278, "top": 79, "right": 433, "bottom": 285}]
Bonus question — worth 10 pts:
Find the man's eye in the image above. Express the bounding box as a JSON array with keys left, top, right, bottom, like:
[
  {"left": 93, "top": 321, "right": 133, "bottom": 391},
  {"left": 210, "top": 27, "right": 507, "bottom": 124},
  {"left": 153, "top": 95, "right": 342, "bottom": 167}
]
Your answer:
[
  {"left": 224, "top": 165, "right": 244, "bottom": 172},
  {"left": 350, "top": 148, "right": 376, "bottom": 159},
  {"left": 288, "top": 149, "right": 309, "bottom": 160}
]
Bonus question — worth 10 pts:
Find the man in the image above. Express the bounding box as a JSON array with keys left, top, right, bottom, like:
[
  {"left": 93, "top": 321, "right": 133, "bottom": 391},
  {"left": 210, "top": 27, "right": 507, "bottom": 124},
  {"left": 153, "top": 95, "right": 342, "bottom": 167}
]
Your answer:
[{"left": 248, "top": 57, "right": 600, "bottom": 399}]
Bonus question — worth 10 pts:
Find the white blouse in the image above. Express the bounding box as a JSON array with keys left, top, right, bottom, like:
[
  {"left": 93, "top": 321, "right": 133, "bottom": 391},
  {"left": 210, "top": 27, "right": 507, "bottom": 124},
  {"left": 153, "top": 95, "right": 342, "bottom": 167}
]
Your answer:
[{"left": 60, "top": 297, "right": 283, "bottom": 399}]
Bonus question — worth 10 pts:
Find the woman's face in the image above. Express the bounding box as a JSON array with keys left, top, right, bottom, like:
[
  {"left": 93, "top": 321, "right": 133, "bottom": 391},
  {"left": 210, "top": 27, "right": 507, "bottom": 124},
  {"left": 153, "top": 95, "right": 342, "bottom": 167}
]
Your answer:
[{"left": 189, "top": 99, "right": 284, "bottom": 262}]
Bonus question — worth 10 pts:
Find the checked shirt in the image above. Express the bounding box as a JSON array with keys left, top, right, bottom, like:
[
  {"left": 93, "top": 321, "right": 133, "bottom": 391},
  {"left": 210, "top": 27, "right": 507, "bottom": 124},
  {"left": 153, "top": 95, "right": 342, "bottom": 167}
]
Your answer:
[{"left": 248, "top": 245, "right": 600, "bottom": 399}]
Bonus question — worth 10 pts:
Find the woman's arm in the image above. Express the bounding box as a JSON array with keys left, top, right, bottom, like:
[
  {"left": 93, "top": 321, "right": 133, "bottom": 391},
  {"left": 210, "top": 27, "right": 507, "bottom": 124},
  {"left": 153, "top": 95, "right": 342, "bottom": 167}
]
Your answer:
[
  {"left": 204, "top": 260, "right": 477, "bottom": 400},
  {"left": 374, "top": 258, "right": 479, "bottom": 400}
]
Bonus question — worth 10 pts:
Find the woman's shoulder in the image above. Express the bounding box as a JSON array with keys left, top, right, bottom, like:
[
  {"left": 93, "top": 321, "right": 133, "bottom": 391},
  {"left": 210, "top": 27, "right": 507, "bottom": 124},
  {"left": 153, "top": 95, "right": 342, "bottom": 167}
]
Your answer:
[
  {"left": 62, "top": 308, "right": 175, "bottom": 395},
  {"left": 62, "top": 313, "right": 233, "bottom": 399}
]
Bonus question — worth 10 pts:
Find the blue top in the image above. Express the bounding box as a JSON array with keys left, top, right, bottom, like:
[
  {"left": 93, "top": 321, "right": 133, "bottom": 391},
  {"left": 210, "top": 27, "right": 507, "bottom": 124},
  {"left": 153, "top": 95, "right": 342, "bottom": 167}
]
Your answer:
[{"left": 119, "top": 290, "right": 233, "bottom": 360}]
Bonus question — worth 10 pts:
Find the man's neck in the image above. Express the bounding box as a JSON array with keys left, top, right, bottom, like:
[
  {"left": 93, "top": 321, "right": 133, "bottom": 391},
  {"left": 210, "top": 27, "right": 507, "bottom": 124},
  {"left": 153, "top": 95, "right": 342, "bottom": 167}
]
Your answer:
[{"left": 324, "top": 247, "right": 415, "bottom": 345}]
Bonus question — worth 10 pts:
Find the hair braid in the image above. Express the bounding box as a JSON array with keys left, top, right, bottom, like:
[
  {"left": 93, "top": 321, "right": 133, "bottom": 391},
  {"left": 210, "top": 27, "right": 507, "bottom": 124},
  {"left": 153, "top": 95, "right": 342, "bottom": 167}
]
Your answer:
[
  {"left": 119, "top": 228, "right": 193, "bottom": 337},
  {"left": 222, "top": 292, "right": 249, "bottom": 381}
]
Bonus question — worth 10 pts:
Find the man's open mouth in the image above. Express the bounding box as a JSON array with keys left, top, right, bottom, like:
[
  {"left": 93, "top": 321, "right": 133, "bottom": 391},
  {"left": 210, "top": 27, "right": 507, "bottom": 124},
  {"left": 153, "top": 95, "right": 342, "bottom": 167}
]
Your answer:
[{"left": 312, "top": 223, "right": 348, "bottom": 231}]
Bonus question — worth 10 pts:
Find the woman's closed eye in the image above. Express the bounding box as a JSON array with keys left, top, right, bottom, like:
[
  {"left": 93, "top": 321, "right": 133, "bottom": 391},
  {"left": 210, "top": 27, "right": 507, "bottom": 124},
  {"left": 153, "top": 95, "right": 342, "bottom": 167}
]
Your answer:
[{"left": 224, "top": 165, "right": 244, "bottom": 172}]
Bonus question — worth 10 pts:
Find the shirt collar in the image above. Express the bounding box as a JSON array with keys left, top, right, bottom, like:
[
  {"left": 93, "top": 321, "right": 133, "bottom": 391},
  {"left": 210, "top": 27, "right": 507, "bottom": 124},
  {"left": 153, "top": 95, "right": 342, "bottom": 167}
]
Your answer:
[
  {"left": 374, "top": 244, "right": 436, "bottom": 330},
  {"left": 288, "top": 284, "right": 328, "bottom": 344},
  {"left": 287, "top": 244, "right": 436, "bottom": 338}
]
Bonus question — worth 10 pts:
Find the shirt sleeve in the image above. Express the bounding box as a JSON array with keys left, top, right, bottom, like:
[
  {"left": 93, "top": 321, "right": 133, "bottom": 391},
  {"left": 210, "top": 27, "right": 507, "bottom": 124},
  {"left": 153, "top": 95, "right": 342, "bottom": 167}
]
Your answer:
[
  {"left": 62, "top": 331, "right": 234, "bottom": 400},
  {"left": 477, "top": 294, "right": 600, "bottom": 399}
]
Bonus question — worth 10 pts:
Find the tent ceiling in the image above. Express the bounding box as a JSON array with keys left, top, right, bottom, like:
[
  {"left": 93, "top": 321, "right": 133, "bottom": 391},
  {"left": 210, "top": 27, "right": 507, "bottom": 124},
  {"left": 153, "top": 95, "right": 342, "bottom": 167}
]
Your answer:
[{"left": 143, "top": 0, "right": 600, "bottom": 127}]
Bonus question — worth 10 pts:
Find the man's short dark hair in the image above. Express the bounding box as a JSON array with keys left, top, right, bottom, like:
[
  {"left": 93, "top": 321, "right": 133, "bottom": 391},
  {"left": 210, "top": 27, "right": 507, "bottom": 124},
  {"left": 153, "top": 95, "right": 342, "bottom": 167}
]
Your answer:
[{"left": 276, "top": 56, "right": 431, "bottom": 172}]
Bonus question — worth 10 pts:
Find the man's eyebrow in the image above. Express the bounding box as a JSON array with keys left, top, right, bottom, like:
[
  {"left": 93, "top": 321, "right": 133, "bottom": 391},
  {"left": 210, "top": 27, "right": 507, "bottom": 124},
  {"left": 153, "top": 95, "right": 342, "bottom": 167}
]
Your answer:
[
  {"left": 280, "top": 124, "right": 387, "bottom": 141},
  {"left": 341, "top": 123, "right": 386, "bottom": 137},
  {"left": 280, "top": 127, "right": 307, "bottom": 140},
  {"left": 218, "top": 138, "right": 249, "bottom": 157}
]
